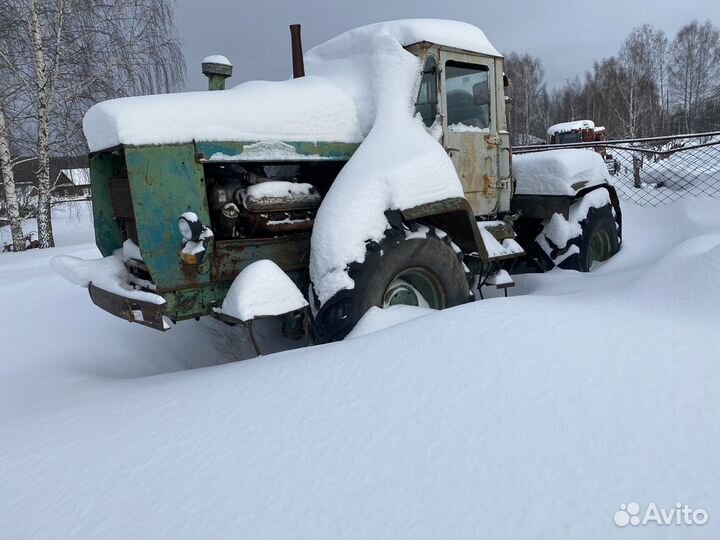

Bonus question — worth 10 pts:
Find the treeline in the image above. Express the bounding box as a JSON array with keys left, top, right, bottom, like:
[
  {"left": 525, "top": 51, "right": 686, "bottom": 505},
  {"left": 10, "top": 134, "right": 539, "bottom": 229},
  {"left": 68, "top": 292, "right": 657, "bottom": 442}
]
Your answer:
[
  {"left": 0, "top": 0, "right": 185, "bottom": 250},
  {"left": 505, "top": 20, "right": 720, "bottom": 145}
]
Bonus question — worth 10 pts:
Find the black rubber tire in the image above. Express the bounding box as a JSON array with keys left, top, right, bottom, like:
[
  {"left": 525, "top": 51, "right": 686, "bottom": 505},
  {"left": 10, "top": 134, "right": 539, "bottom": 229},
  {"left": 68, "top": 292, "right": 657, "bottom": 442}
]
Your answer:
[
  {"left": 558, "top": 204, "right": 620, "bottom": 272},
  {"left": 313, "top": 226, "right": 471, "bottom": 342}
]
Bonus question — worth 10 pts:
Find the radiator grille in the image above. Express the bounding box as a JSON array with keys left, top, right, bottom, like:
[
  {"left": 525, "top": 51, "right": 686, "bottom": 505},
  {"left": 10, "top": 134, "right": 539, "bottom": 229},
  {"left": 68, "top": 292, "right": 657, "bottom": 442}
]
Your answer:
[{"left": 109, "top": 176, "right": 138, "bottom": 244}]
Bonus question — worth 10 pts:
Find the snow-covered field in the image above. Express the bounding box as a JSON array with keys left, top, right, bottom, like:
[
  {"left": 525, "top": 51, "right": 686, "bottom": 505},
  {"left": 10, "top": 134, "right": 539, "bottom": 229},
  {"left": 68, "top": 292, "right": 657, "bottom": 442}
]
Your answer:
[{"left": 2, "top": 199, "right": 720, "bottom": 539}]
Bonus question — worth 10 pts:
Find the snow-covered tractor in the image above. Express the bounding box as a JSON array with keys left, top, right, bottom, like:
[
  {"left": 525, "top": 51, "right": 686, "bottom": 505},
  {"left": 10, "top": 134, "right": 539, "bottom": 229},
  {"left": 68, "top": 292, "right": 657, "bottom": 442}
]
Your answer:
[{"left": 54, "top": 20, "right": 622, "bottom": 341}]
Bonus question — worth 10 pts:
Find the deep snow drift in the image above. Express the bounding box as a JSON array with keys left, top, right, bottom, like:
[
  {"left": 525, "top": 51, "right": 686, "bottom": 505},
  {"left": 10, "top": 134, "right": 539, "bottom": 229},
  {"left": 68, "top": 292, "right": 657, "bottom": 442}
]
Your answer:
[{"left": 2, "top": 198, "right": 720, "bottom": 539}]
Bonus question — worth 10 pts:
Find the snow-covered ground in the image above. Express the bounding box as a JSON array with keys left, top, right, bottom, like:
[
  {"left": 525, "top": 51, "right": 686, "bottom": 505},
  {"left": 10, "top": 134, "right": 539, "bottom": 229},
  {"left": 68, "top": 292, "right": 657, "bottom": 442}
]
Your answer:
[
  {"left": 2, "top": 199, "right": 720, "bottom": 539},
  {"left": 610, "top": 139, "right": 720, "bottom": 206}
]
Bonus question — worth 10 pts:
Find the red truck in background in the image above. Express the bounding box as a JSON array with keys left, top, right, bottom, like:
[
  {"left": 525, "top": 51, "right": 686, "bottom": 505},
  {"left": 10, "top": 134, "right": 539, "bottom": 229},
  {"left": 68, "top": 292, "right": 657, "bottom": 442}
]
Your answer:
[{"left": 548, "top": 120, "right": 619, "bottom": 175}]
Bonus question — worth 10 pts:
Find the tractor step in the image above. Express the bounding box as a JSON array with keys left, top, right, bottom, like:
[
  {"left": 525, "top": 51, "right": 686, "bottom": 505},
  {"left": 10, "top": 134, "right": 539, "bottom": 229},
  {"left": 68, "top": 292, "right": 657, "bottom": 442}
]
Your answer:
[{"left": 476, "top": 221, "right": 526, "bottom": 261}]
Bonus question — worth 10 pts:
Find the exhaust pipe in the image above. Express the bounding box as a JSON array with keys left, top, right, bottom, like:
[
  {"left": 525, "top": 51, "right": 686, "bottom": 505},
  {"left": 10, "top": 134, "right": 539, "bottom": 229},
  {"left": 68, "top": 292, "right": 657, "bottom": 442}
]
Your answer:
[
  {"left": 202, "top": 55, "right": 233, "bottom": 91},
  {"left": 290, "top": 24, "right": 305, "bottom": 78}
]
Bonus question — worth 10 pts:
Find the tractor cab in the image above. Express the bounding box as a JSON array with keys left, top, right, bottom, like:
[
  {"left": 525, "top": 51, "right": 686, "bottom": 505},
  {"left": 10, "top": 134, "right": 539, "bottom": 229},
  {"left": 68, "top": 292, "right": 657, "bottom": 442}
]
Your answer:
[{"left": 410, "top": 42, "right": 512, "bottom": 217}]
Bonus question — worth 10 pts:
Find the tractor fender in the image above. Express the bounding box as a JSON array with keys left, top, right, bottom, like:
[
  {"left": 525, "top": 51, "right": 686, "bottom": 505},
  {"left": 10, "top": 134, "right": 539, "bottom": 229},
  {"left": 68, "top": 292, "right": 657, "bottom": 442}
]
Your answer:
[{"left": 398, "top": 197, "right": 491, "bottom": 260}]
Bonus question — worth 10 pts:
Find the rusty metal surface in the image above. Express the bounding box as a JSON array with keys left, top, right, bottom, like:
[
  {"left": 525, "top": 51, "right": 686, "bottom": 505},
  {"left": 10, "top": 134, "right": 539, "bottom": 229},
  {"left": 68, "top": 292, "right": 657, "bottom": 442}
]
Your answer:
[
  {"left": 88, "top": 283, "right": 168, "bottom": 331},
  {"left": 211, "top": 234, "right": 311, "bottom": 282},
  {"left": 290, "top": 24, "right": 305, "bottom": 78},
  {"left": 440, "top": 49, "right": 510, "bottom": 217},
  {"left": 201, "top": 61, "right": 232, "bottom": 91},
  {"left": 239, "top": 207, "right": 314, "bottom": 234},
  {"left": 480, "top": 220, "right": 515, "bottom": 241},
  {"left": 401, "top": 197, "right": 489, "bottom": 259}
]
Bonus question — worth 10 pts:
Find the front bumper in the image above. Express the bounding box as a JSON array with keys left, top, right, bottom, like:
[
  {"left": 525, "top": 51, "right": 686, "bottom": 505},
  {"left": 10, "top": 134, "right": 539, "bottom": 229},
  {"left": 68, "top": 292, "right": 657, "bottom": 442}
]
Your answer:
[{"left": 89, "top": 283, "right": 169, "bottom": 331}]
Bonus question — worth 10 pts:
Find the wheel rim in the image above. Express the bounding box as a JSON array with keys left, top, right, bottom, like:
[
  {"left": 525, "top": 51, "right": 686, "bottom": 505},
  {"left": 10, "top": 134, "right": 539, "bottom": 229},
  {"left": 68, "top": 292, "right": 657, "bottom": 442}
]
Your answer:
[
  {"left": 588, "top": 228, "right": 613, "bottom": 269},
  {"left": 382, "top": 267, "right": 446, "bottom": 309}
]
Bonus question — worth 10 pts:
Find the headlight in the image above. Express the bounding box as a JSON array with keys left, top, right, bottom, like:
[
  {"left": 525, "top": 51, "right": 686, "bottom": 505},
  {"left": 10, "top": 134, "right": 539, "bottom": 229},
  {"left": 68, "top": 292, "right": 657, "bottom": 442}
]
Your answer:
[{"left": 178, "top": 212, "right": 204, "bottom": 242}]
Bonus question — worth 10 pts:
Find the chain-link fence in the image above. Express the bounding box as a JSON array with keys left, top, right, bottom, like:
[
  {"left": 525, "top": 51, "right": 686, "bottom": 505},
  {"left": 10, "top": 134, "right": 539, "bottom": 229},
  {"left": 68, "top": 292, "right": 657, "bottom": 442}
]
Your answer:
[{"left": 514, "top": 132, "right": 720, "bottom": 206}]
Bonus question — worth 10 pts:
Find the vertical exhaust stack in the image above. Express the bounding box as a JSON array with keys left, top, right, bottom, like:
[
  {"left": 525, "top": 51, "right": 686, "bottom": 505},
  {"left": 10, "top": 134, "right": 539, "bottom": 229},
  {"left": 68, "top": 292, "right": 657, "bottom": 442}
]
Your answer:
[
  {"left": 290, "top": 24, "right": 305, "bottom": 78},
  {"left": 202, "top": 55, "right": 233, "bottom": 91}
]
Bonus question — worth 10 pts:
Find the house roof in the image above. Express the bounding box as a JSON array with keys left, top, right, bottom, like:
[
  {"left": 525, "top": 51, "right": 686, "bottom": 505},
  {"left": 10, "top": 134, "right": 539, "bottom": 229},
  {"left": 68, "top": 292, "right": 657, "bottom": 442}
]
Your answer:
[{"left": 58, "top": 168, "right": 90, "bottom": 186}]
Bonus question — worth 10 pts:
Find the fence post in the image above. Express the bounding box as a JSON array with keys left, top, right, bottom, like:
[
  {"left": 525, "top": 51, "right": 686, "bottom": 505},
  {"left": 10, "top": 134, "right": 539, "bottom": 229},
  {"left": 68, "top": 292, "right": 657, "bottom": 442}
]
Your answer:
[{"left": 632, "top": 155, "right": 642, "bottom": 188}]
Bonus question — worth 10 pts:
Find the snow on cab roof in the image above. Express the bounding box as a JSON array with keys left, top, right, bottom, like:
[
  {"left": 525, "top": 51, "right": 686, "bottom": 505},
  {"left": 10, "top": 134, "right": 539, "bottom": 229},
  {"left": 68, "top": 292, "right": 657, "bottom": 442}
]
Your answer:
[
  {"left": 547, "top": 120, "right": 595, "bottom": 137},
  {"left": 307, "top": 19, "right": 501, "bottom": 58},
  {"left": 83, "top": 19, "right": 499, "bottom": 152}
]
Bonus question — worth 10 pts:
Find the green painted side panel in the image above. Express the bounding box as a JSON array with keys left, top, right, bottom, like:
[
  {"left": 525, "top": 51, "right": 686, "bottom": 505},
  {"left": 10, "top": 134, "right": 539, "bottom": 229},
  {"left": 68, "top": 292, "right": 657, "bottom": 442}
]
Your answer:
[
  {"left": 195, "top": 140, "right": 358, "bottom": 161},
  {"left": 124, "top": 144, "right": 211, "bottom": 291},
  {"left": 89, "top": 151, "right": 124, "bottom": 256},
  {"left": 90, "top": 140, "right": 351, "bottom": 322}
]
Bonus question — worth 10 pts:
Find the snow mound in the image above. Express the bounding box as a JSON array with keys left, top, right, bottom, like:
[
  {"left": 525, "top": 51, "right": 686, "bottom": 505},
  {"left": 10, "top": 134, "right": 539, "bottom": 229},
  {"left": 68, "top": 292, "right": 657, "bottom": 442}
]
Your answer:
[
  {"left": 346, "top": 305, "right": 434, "bottom": 339},
  {"left": 83, "top": 76, "right": 363, "bottom": 151},
  {"left": 308, "top": 28, "right": 467, "bottom": 304},
  {"left": 219, "top": 260, "right": 308, "bottom": 321},
  {"left": 514, "top": 149, "right": 611, "bottom": 196},
  {"left": 623, "top": 232, "right": 720, "bottom": 312}
]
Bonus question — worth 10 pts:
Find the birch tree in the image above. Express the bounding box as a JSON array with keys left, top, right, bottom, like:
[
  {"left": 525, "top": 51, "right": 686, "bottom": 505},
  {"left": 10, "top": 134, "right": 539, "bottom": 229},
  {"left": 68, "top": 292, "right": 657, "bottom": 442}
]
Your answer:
[
  {"left": 613, "top": 25, "right": 664, "bottom": 138},
  {"left": 670, "top": 20, "right": 720, "bottom": 133},
  {"left": 0, "top": 0, "right": 186, "bottom": 248},
  {"left": 0, "top": 104, "right": 26, "bottom": 250},
  {"left": 0, "top": 6, "right": 32, "bottom": 250},
  {"left": 504, "top": 52, "right": 547, "bottom": 144}
]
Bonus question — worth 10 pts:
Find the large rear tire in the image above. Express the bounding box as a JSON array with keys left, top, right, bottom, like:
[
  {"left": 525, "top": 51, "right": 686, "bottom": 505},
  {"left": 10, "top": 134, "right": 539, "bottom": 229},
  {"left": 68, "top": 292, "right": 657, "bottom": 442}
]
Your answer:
[
  {"left": 314, "top": 225, "right": 471, "bottom": 342},
  {"left": 532, "top": 199, "right": 620, "bottom": 273},
  {"left": 558, "top": 204, "right": 620, "bottom": 272}
]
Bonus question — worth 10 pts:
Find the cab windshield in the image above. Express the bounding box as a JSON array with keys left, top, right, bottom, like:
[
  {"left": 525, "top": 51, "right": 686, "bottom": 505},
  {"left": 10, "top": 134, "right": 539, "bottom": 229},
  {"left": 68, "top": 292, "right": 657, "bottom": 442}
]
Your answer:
[{"left": 557, "top": 132, "right": 582, "bottom": 144}]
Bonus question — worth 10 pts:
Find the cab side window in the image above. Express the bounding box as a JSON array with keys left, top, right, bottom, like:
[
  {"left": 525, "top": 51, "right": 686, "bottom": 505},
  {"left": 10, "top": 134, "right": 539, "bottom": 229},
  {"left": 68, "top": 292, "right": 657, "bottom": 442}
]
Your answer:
[
  {"left": 415, "top": 55, "right": 438, "bottom": 127},
  {"left": 445, "top": 61, "right": 491, "bottom": 130}
]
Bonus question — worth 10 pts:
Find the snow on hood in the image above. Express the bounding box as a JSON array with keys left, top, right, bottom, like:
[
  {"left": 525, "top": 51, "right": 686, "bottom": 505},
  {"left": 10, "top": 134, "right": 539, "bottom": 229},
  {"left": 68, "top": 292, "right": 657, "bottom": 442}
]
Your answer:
[
  {"left": 308, "top": 29, "right": 466, "bottom": 304},
  {"left": 83, "top": 19, "right": 499, "bottom": 152},
  {"left": 513, "top": 149, "right": 610, "bottom": 196},
  {"left": 82, "top": 76, "right": 364, "bottom": 152}
]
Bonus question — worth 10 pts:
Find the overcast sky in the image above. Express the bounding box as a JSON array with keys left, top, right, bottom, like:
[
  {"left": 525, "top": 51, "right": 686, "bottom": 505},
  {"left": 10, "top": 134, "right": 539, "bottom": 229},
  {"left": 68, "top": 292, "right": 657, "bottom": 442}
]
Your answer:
[{"left": 175, "top": 0, "right": 720, "bottom": 92}]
